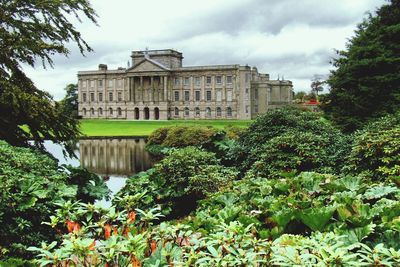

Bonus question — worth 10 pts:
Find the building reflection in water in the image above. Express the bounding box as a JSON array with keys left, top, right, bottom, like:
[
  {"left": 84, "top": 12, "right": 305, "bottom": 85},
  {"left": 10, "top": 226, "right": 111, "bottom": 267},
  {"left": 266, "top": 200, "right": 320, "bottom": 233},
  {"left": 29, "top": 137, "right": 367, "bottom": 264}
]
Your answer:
[{"left": 79, "top": 138, "right": 153, "bottom": 176}]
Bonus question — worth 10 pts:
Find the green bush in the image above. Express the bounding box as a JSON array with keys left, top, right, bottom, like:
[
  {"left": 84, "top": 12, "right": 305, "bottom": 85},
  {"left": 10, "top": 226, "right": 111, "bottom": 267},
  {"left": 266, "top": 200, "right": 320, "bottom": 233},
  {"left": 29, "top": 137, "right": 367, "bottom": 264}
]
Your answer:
[
  {"left": 147, "top": 125, "right": 218, "bottom": 148},
  {"left": 116, "top": 147, "right": 237, "bottom": 218},
  {"left": 346, "top": 125, "right": 400, "bottom": 180},
  {"left": 0, "top": 141, "right": 109, "bottom": 259},
  {"left": 233, "top": 108, "right": 350, "bottom": 172},
  {"left": 250, "top": 131, "right": 338, "bottom": 178}
]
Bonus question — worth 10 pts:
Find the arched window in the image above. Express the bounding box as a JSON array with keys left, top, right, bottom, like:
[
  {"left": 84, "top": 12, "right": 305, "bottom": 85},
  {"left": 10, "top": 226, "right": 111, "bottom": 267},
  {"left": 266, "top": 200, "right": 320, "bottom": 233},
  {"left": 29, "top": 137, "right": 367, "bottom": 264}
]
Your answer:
[
  {"left": 195, "top": 107, "right": 200, "bottom": 116},
  {"left": 90, "top": 108, "right": 95, "bottom": 115},
  {"left": 117, "top": 107, "right": 122, "bottom": 116},
  {"left": 227, "top": 107, "right": 232, "bottom": 117},
  {"left": 216, "top": 107, "right": 222, "bottom": 117},
  {"left": 174, "top": 107, "right": 179, "bottom": 116},
  {"left": 144, "top": 107, "right": 150, "bottom": 120},
  {"left": 184, "top": 107, "right": 190, "bottom": 117},
  {"left": 206, "top": 107, "right": 211, "bottom": 117},
  {"left": 109, "top": 108, "right": 113, "bottom": 115},
  {"left": 154, "top": 107, "right": 159, "bottom": 120},
  {"left": 98, "top": 108, "right": 103, "bottom": 116},
  {"left": 134, "top": 108, "right": 139, "bottom": 120},
  {"left": 82, "top": 108, "right": 87, "bottom": 116}
]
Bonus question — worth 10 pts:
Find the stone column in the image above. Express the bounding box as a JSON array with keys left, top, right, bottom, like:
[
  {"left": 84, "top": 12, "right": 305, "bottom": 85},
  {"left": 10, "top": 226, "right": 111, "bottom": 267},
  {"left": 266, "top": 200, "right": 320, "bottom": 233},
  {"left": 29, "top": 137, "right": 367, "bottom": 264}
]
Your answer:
[
  {"left": 163, "top": 76, "right": 168, "bottom": 101},
  {"left": 140, "top": 76, "right": 143, "bottom": 102},
  {"left": 150, "top": 76, "right": 154, "bottom": 102}
]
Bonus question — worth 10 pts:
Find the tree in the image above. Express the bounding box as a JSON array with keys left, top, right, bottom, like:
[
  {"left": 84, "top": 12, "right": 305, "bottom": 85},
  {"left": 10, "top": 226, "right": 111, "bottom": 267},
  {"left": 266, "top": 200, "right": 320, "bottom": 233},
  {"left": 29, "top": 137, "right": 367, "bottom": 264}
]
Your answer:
[
  {"left": 321, "top": 0, "right": 400, "bottom": 132},
  {"left": 310, "top": 75, "right": 325, "bottom": 97},
  {"left": 0, "top": 1, "right": 97, "bottom": 154},
  {"left": 59, "top": 84, "right": 79, "bottom": 118},
  {"left": 293, "top": 91, "right": 307, "bottom": 102}
]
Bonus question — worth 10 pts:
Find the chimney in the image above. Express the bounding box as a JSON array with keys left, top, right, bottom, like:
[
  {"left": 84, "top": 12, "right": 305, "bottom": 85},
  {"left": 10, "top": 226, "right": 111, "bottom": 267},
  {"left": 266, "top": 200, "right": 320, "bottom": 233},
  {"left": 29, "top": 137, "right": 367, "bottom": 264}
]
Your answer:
[{"left": 98, "top": 64, "right": 108, "bottom": 71}]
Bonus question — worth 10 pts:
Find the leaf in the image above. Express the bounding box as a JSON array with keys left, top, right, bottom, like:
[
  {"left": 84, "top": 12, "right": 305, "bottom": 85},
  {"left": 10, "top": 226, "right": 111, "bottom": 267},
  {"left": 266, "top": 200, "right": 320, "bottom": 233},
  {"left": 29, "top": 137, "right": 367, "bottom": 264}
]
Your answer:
[
  {"left": 207, "top": 246, "right": 219, "bottom": 257},
  {"left": 298, "top": 206, "right": 335, "bottom": 231}
]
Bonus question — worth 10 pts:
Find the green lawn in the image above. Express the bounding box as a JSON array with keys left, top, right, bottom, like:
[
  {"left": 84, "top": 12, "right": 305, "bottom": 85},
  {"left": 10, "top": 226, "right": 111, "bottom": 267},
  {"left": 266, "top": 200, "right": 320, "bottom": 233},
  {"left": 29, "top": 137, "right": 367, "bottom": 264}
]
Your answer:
[{"left": 79, "top": 119, "right": 251, "bottom": 137}]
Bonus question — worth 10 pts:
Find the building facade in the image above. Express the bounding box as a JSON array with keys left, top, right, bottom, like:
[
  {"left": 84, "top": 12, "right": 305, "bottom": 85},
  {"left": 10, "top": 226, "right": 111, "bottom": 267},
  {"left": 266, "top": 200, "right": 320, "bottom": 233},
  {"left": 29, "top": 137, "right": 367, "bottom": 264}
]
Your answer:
[{"left": 78, "top": 49, "right": 293, "bottom": 120}]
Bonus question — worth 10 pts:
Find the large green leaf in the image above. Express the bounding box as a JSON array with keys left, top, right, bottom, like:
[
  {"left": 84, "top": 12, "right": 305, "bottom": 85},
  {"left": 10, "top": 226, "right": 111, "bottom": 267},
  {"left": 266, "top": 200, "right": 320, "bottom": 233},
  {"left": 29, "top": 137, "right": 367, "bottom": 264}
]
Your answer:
[{"left": 298, "top": 206, "right": 336, "bottom": 231}]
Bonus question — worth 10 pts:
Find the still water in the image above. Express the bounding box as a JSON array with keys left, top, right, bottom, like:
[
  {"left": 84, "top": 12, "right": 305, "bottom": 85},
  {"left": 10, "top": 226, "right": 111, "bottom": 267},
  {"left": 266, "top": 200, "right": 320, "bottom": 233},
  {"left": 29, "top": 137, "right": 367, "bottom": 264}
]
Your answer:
[{"left": 44, "top": 138, "right": 154, "bottom": 206}]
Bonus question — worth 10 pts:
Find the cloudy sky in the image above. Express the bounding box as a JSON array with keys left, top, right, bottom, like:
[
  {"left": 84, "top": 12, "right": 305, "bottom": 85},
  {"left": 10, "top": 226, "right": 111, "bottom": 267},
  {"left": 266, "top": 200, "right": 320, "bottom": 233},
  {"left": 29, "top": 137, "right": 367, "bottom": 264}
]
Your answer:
[{"left": 25, "top": 0, "right": 386, "bottom": 100}]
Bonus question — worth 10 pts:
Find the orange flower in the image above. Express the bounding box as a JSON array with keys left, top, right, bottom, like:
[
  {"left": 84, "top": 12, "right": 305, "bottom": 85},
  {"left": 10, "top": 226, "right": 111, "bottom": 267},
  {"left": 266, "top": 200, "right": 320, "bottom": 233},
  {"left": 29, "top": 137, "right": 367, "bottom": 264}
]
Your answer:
[
  {"left": 104, "top": 224, "right": 112, "bottom": 240},
  {"left": 128, "top": 211, "right": 136, "bottom": 224},
  {"left": 150, "top": 240, "right": 157, "bottom": 254},
  {"left": 73, "top": 222, "right": 81, "bottom": 233},
  {"left": 123, "top": 226, "right": 130, "bottom": 237},
  {"left": 131, "top": 255, "right": 141, "bottom": 267},
  {"left": 88, "top": 240, "right": 96, "bottom": 251},
  {"left": 66, "top": 220, "right": 74, "bottom": 233}
]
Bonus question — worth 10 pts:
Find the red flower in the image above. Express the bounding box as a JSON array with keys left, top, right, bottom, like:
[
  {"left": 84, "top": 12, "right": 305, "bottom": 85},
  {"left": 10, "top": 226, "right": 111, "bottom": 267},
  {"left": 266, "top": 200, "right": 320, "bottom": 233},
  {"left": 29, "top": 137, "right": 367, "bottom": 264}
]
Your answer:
[
  {"left": 66, "top": 220, "right": 74, "bottom": 233},
  {"left": 150, "top": 240, "right": 157, "bottom": 254},
  {"left": 123, "top": 226, "right": 130, "bottom": 237},
  {"left": 88, "top": 240, "right": 96, "bottom": 251},
  {"left": 104, "top": 224, "right": 112, "bottom": 240},
  {"left": 128, "top": 211, "right": 136, "bottom": 224},
  {"left": 131, "top": 255, "right": 141, "bottom": 267},
  {"left": 73, "top": 222, "right": 81, "bottom": 233}
]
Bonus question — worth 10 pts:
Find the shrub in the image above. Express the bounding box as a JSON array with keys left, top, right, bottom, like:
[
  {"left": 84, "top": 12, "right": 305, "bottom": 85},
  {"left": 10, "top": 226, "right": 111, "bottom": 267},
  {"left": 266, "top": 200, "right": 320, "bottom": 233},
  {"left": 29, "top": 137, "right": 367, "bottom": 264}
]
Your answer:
[
  {"left": 147, "top": 125, "right": 218, "bottom": 148},
  {"left": 344, "top": 112, "right": 400, "bottom": 180},
  {"left": 116, "top": 147, "right": 237, "bottom": 218},
  {"left": 233, "top": 108, "right": 350, "bottom": 172},
  {"left": 250, "top": 131, "right": 338, "bottom": 178},
  {"left": 0, "top": 141, "right": 109, "bottom": 259}
]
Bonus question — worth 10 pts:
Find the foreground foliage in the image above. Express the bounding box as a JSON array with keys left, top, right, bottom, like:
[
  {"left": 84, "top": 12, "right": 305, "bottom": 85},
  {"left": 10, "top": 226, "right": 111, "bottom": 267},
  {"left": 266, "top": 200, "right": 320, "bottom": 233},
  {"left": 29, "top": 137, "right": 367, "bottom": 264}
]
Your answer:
[{"left": 0, "top": 141, "right": 108, "bottom": 259}]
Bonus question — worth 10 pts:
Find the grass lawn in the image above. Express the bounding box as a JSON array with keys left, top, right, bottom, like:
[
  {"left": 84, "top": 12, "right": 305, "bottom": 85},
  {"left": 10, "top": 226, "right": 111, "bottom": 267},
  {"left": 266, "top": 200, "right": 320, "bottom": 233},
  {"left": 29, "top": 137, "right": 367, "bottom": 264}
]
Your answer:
[{"left": 79, "top": 119, "right": 251, "bottom": 137}]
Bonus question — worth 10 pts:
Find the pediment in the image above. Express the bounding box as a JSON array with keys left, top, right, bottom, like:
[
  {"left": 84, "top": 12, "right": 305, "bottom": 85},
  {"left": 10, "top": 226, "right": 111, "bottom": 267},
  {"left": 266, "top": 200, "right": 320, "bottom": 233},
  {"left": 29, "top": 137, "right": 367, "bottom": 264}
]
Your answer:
[{"left": 128, "top": 58, "right": 169, "bottom": 72}]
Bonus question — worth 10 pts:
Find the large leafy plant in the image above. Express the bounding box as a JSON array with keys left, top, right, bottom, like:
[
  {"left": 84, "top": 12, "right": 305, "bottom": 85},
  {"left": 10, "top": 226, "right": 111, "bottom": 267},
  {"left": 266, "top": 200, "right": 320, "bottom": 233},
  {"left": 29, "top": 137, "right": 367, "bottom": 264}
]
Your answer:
[
  {"left": 0, "top": 141, "right": 109, "bottom": 259},
  {"left": 116, "top": 147, "right": 237, "bottom": 219}
]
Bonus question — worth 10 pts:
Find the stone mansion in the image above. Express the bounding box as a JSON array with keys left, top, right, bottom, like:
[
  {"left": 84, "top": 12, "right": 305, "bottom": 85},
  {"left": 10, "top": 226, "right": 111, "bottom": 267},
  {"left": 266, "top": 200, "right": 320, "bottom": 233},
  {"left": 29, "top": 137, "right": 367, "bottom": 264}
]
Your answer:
[{"left": 78, "top": 49, "right": 293, "bottom": 120}]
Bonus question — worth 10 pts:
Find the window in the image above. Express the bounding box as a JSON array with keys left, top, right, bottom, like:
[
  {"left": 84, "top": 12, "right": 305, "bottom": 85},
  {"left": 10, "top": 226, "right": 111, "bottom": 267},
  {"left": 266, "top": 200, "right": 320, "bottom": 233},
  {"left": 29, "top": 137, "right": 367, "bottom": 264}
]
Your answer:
[
  {"left": 216, "top": 90, "right": 222, "bottom": 102},
  {"left": 206, "top": 90, "right": 211, "bottom": 101},
  {"left": 184, "top": 91, "right": 190, "bottom": 101},
  {"left": 206, "top": 76, "right": 211, "bottom": 84},
  {"left": 81, "top": 80, "right": 87, "bottom": 88},
  {"left": 195, "top": 77, "right": 201, "bottom": 86},
  {"left": 195, "top": 107, "right": 200, "bottom": 116},
  {"left": 226, "top": 76, "right": 232, "bottom": 84},
  {"left": 184, "top": 77, "right": 190, "bottom": 86},
  {"left": 98, "top": 108, "right": 103, "bottom": 116},
  {"left": 90, "top": 80, "right": 95, "bottom": 88},
  {"left": 108, "top": 80, "right": 113, "bottom": 87},
  {"left": 227, "top": 107, "right": 232, "bottom": 117},
  {"left": 118, "top": 108, "right": 122, "bottom": 116},
  {"left": 174, "top": 107, "right": 179, "bottom": 116},
  {"left": 117, "top": 79, "right": 123, "bottom": 88},
  {"left": 90, "top": 92, "right": 94, "bottom": 102},
  {"left": 109, "top": 92, "right": 113, "bottom": 102},
  {"left": 254, "top": 88, "right": 258, "bottom": 99},
  {"left": 98, "top": 92, "right": 103, "bottom": 102},
  {"left": 216, "top": 107, "right": 222, "bottom": 117},
  {"left": 245, "top": 88, "right": 249, "bottom": 94},
  {"left": 82, "top": 108, "right": 86, "bottom": 116},
  {"left": 109, "top": 108, "right": 113, "bottom": 115},
  {"left": 206, "top": 107, "right": 211, "bottom": 117},
  {"left": 91, "top": 108, "right": 94, "bottom": 115},
  {"left": 227, "top": 90, "right": 232, "bottom": 101},
  {"left": 184, "top": 107, "right": 189, "bottom": 116},
  {"left": 82, "top": 93, "right": 87, "bottom": 102},
  {"left": 255, "top": 105, "right": 258, "bottom": 113},
  {"left": 118, "top": 91, "right": 122, "bottom": 101},
  {"left": 174, "top": 77, "right": 180, "bottom": 86},
  {"left": 174, "top": 91, "right": 179, "bottom": 101},
  {"left": 98, "top": 80, "right": 103, "bottom": 87},
  {"left": 216, "top": 76, "right": 222, "bottom": 84},
  {"left": 195, "top": 90, "right": 201, "bottom": 101},
  {"left": 245, "top": 105, "right": 249, "bottom": 114}
]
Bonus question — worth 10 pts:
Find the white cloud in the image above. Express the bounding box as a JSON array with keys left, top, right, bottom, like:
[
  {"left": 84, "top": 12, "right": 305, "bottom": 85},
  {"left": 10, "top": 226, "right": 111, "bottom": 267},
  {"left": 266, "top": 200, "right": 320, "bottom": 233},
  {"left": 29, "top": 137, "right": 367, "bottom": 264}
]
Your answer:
[{"left": 25, "top": 0, "right": 386, "bottom": 99}]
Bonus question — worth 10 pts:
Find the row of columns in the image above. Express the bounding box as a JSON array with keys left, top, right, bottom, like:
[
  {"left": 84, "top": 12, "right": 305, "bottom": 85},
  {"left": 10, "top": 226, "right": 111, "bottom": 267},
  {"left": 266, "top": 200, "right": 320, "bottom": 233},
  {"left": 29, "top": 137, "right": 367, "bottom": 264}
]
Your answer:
[{"left": 128, "top": 75, "right": 168, "bottom": 103}]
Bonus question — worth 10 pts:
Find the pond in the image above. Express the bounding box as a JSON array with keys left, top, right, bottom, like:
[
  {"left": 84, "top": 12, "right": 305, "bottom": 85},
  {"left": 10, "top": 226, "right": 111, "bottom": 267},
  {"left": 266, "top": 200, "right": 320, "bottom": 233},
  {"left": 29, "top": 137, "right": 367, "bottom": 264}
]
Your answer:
[{"left": 44, "top": 138, "right": 154, "bottom": 206}]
